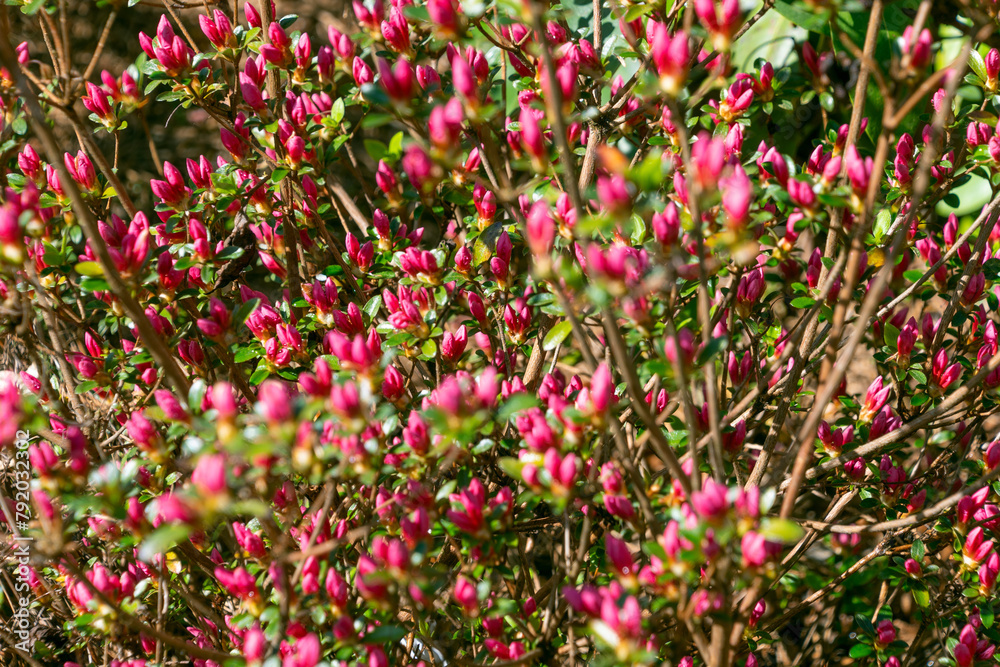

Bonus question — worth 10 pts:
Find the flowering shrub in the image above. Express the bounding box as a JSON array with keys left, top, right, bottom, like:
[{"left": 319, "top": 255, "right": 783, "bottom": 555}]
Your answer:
[{"left": 3, "top": 0, "right": 1000, "bottom": 664}]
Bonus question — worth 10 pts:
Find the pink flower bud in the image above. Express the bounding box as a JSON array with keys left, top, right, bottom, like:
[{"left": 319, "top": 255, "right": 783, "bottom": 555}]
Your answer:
[
  {"left": 691, "top": 478, "right": 728, "bottom": 523},
  {"left": 192, "top": 453, "right": 228, "bottom": 496},
  {"left": 353, "top": 56, "right": 374, "bottom": 87},
  {"left": 651, "top": 25, "right": 689, "bottom": 95},
  {"left": 858, "top": 376, "right": 891, "bottom": 424},
  {"left": 154, "top": 390, "right": 189, "bottom": 422},
  {"left": 665, "top": 327, "right": 697, "bottom": 369},
  {"left": 875, "top": 619, "right": 896, "bottom": 647},
  {"left": 453, "top": 576, "right": 479, "bottom": 615},
  {"left": 901, "top": 26, "right": 933, "bottom": 70}
]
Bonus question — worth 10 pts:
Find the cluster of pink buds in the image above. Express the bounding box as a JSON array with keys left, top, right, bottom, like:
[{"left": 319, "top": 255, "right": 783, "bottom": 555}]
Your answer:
[
  {"left": 140, "top": 17, "right": 197, "bottom": 76},
  {"left": 954, "top": 623, "right": 996, "bottom": 666}
]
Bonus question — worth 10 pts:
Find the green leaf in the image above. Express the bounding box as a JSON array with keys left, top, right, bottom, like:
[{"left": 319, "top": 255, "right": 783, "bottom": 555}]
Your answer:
[
  {"left": 884, "top": 322, "right": 900, "bottom": 350},
  {"left": 855, "top": 613, "right": 875, "bottom": 636},
  {"left": 790, "top": 297, "right": 815, "bottom": 309},
  {"left": 498, "top": 457, "right": 525, "bottom": 479},
  {"left": 982, "top": 604, "right": 995, "bottom": 628},
  {"left": 758, "top": 518, "right": 804, "bottom": 543},
  {"left": 22, "top": 0, "right": 46, "bottom": 15},
  {"left": 330, "top": 98, "right": 345, "bottom": 125},
  {"left": 873, "top": 209, "right": 892, "bottom": 244},
  {"left": 401, "top": 4, "right": 430, "bottom": 21},
  {"left": 913, "top": 588, "right": 930, "bottom": 608},
  {"left": 233, "top": 298, "right": 261, "bottom": 327},
  {"left": 613, "top": 2, "right": 652, "bottom": 22},
  {"left": 984, "top": 258, "right": 1000, "bottom": 281},
  {"left": 233, "top": 346, "right": 260, "bottom": 364},
  {"left": 249, "top": 367, "right": 270, "bottom": 385},
  {"left": 80, "top": 276, "right": 111, "bottom": 292},
  {"left": 75, "top": 381, "right": 99, "bottom": 394},
  {"left": 174, "top": 256, "right": 197, "bottom": 271},
  {"left": 188, "top": 379, "right": 207, "bottom": 413},
  {"left": 696, "top": 335, "right": 728, "bottom": 366},
  {"left": 216, "top": 245, "right": 245, "bottom": 261},
  {"left": 138, "top": 524, "right": 191, "bottom": 562},
  {"left": 75, "top": 261, "right": 104, "bottom": 277},
  {"left": 363, "top": 139, "right": 387, "bottom": 163},
  {"left": 363, "top": 625, "right": 407, "bottom": 643},
  {"left": 543, "top": 321, "right": 573, "bottom": 352},
  {"left": 472, "top": 238, "right": 492, "bottom": 266},
  {"left": 629, "top": 213, "right": 647, "bottom": 245},
  {"left": 911, "top": 539, "right": 925, "bottom": 561},
  {"left": 364, "top": 294, "right": 383, "bottom": 320},
  {"left": 849, "top": 644, "right": 873, "bottom": 659},
  {"left": 388, "top": 131, "right": 404, "bottom": 160},
  {"left": 771, "top": 0, "right": 830, "bottom": 32},
  {"left": 498, "top": 394, "right": 540, "bottom": 420},
  {"left": 970, "top": 49, "right": 989, "bottom": 84}
]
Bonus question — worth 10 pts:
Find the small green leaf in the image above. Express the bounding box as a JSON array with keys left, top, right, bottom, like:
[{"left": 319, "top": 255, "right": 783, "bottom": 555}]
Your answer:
[
  {"left": 75, "top": 261, "right": 104, "bottom": 277},
  {"left": 498, "top": 394, "right": 540, "bottom": 420},
  {"left": 249, "top": 367, "right": 270, "bottom": 385},
  {"left": 387, "top": 131, "right": 404, "bottom": 160},
  {"left": 330, "top": 98, "right": 345, "bottom": 125},
  {"left": 983, "top": 258, "right": 1000, "bottom": 281},
  {"left": 498, "top": 457, "right": 525, "bottom": 479},
  {"left": 884, "top": 322, "right": 901, "bottom": 350},
  {"left": 771, "top": 0, "right": 830, "bottom": 32},
  {"left": 911, "top": 539, "right": 925, "bottom": 561},
  {"left": 216, "top": 245, "right": 245, "bottom": 261},
  {"left": 472, "top": 238, "right": 491, "bottom": 266},
  {"left": 233, "top": 298, "right": 261, "bottom": 327},
  {"left": 363, "top": 625, "right": 407, "bottom": 643},
  {"left": 758, "top": 517, "right": 804, "bottom": 543},
  {"left": 873, "top": 209, "right": 892, "bottom": 244},
  {"left": 233, "top": 346, "right": 260, "bottom": 364},
  {"left": 855, "top": 613, "right": 875, "bottom": 636},
  {"left": 363, "top": 139, "right": 387, "bottom": 163},
  {"left": 790, "top": 297, "right": 815, "bottom": 309},
  {"left": 80, "top": 276, "right": 111, "bottom": 292},
  {"left": 543, "top": 321, "right": 573, "bottom": 352},
  {"left": 622, "top": 2, "right": 655, "bottom": 21},
  {"left": 364, "top": 294, "right": 383, "bottom": 320},
  {"left": 629, "top": 213, "right": 647, "bottom": 245},
  {"left": 849, "top": 644, "right": 873, "bottom": 659},
  {"left": 970, "top": 49, "right": 989, "bottom": 84}
]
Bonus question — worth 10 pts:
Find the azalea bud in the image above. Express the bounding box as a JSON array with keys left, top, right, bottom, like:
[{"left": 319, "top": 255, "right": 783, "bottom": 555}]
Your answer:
[{"left": 453, "top": 576, "right": 479, "bottom": 615}]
